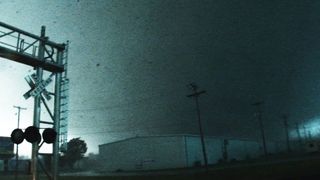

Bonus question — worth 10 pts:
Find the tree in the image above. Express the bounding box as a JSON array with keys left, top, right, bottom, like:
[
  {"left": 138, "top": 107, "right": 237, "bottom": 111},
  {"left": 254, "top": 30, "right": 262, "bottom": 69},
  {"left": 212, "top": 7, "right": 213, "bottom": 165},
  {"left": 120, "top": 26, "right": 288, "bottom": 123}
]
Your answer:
[{"left": 61, "top": 137, "right": 87, "bottom": 169}]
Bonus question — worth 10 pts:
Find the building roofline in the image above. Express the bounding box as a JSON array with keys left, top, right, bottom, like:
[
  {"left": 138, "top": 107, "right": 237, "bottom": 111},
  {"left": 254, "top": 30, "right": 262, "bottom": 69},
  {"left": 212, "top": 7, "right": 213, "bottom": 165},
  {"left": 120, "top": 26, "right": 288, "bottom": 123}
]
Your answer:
[{"left": 98, "top": 134, "right": 262, "bottom": 148}]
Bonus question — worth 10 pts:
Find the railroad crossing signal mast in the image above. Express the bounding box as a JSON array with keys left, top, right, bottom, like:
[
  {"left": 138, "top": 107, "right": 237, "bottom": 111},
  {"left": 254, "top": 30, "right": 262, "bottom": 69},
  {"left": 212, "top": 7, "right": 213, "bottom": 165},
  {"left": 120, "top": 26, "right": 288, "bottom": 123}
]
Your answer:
[{"left": 0, "top": 22, "right": 69, "bottom": 180}]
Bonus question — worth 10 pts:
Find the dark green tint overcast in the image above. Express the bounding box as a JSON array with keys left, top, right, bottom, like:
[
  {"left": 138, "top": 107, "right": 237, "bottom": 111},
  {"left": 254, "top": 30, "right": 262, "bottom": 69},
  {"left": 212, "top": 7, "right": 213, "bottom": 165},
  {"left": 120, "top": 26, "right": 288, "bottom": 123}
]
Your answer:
[{"left": 1, "top": 0, "right": 320, "bottom": 153}]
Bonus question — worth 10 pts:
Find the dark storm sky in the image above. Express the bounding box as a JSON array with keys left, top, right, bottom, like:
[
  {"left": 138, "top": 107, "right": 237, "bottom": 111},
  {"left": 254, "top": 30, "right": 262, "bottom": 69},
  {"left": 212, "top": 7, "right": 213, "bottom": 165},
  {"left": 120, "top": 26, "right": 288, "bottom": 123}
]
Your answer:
[{"left": 2, "top": 0, "right": 320, "bottom": 153}]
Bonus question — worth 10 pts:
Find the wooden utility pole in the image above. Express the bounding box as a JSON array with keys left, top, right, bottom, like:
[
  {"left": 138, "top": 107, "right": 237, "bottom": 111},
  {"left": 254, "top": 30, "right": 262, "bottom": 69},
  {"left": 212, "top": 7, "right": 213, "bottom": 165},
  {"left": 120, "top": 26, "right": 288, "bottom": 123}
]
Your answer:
[
  {"left": 282, "top": 114, "right": 291, "bottom": 152},
  {"left": 252, "top": 101, "right": 267, "bottom": 156},
  {"left": 13, "top": 105, "right": 27, "bottom": 180},
  {"left": 187, "top": 83, "right": 208, "bottom": 172},
  {"left": 295, "top": 123, "right": 303, "bottom": 150}
]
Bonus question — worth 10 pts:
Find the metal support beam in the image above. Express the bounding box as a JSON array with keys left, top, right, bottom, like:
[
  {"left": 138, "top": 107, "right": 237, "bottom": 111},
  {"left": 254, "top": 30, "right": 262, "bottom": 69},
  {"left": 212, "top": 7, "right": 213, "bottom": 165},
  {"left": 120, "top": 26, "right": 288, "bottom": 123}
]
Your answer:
[
  {"left": 53, "top": 50, "right": 63, "bottom": 180},
  {"left": 0, "top": 21, "right": 65, "bottom": 73},
  {"left": 41, "top": 96, "right": 54, "bottom": 120},
  {"left": 31, "top": 26, "right": 45, "bottom": 180},
  {"left": 0, "top": 21, "right": 64, "bottom": 49},
  {"left": 0, "top": 46, "right": 64, "bottom": 72}
]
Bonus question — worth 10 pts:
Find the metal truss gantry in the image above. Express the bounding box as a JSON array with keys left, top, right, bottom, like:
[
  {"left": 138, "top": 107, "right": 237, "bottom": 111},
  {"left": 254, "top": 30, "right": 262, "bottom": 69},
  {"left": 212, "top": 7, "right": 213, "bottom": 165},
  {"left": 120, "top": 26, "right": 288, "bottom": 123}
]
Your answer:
[{"left": 0, "top": 21, "right": 69, "bottom": 180}]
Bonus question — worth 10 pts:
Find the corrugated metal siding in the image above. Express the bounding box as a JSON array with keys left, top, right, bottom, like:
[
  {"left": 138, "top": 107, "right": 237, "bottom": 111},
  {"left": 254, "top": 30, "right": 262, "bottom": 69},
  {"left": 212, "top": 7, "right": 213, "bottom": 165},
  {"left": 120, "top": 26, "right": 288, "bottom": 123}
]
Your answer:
[
  {"left": 99, "top": 135, "right": 285, "bottom": 171},
  {"left": 227, "top": 139, "right": 262, "bottom": 160},
  {"left": 99, "top": 136, "right": 185, "bottom": 171},
  {"left": 185, "top": 136, "right": 221, "bottom": 166}
]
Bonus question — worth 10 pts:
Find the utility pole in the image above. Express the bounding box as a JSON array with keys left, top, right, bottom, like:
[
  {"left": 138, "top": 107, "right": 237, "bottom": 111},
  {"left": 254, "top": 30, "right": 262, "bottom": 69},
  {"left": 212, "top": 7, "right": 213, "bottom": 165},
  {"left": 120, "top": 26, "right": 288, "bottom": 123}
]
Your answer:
[
  {"left": 308, "top": 131, "right": 312, "bottom": 140},
  {"left": 281, "top": 114, "right": 290, "bottom": 152},
  {"left": 13, "top": 105, "right": 27, "bottom": 180},
  {"left": 295, "top": 123, "right": 303, "bottom": 150},
  {"left": 252, "top": 101, "right": 267, "bottom": 156},
  {"left": 222, "top": 139, "right": 229, "bottom": 161},
  {"left": 186, "top": 83, "right": 208, "bottom": 172},
  {"left": 303, "top": 125, "right": 308, "bottom": 141}
]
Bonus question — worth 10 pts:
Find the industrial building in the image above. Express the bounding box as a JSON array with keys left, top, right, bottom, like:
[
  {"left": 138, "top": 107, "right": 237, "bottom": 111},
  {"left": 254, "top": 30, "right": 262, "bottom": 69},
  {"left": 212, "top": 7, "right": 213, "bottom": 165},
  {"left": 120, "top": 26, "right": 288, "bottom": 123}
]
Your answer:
[{"left": 99, "top": 135, "right": 286, "bottom": 171}]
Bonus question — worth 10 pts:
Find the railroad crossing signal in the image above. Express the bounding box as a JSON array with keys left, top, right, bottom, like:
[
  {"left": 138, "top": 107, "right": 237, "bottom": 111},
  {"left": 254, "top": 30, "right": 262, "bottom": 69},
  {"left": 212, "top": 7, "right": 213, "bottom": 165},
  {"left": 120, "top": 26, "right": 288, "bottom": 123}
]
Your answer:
[
  {"left": 10, "top": 129, "right": 24, "bottom": 144},
  {"left": 10, "top": 127, "right": 57, "bottom": 144},
  {"left": 42, "top": 128, "right": 57, "bottom": 144},
  {"left": 23, "top": 73, "right": 53, "bottom": 100},
  {"left": 24, "top": 126, "right": 41, "bottom": 143},
  {"left": 0, "top": 21, "right": 68, "bottom": 180}
]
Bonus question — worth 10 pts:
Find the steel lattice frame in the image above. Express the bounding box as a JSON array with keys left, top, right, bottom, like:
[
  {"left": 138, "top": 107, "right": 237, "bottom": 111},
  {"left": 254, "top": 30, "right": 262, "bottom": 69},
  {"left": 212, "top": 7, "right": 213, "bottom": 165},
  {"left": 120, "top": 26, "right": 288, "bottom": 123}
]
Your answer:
[{"left": 0, "top": 21, "right": 68, "bottom": 180}]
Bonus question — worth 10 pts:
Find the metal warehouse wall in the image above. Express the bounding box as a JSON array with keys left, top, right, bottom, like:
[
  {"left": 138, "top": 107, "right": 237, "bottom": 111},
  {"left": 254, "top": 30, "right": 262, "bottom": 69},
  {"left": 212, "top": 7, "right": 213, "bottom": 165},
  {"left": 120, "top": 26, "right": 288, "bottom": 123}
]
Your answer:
[
  {"left": 99, "top": 136, "right": 186, "bottom": 171},
  {"left": 227, "top": 139, "right": 262, "bottom": 160},
  {"left": 184, "top": 136, "right": 222, "bottom": 166},
  {"left": 98, "top": 135, "right": 284, "bottom": 172},
  {"left": 185, "top": 137, "right": 263, "bottom": 166},
  {"left": 266, "top": 141, "right": 287, "bottom": 154}
]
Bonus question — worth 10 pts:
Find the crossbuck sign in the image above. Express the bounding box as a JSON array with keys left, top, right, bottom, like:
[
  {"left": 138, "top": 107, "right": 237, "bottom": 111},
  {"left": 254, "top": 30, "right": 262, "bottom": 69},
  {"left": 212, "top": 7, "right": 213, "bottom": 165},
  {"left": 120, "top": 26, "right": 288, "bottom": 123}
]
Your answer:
[{"left": 23, "top": 73, "right": 54, "bottom": 100}]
